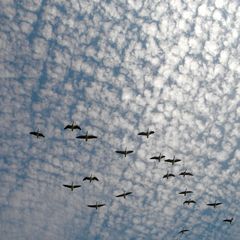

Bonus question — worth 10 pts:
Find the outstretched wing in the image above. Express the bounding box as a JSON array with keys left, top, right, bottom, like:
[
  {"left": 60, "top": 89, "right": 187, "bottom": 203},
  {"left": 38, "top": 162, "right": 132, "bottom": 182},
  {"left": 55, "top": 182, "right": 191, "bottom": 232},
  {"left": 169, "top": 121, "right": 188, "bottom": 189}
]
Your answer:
[
  {"left": 115, "top": 151, "right": 124, "bottom": 154},
  {"left": 92, "top": 177, "right": 99, "bottom": 181},
  {"left": 88, "top": 135, "right": 98, "bottom": 139},
  {"left": 29, "top": 132, "right": 37, "bottom": 136},
  {"left": 115, "top": 193, "right": 125, "bottom": 198},
  {"left": 185, "top": 172, "right": 193, "bottom": 176},
  {"left": 73, "top": 125, "right": 81, "bottom": 130},
  {"left": 38, "top": 133, "right": 45, "bottom": 137},
  {"left": 64, "top": 125, "right": 71, "bottom": 130},
  {"left": 169, "top": 173, "right": 175, "bottom": 177},
  {"left": 149, "top": 131, "right": 155, "bottom": 135},
  {"left": 76, "top": 135, "right": 86, "bottom": 139},
  {"left": 87, "top": 204, "right": 97, "bottom": 208},
  {"left": 73, "top": 185, "right": 81, "bottom": 188},
  {"left": 126, "top": 151, "right": 133, "bottom": 154},
  {"left": 83, "top": 177, "right": 90, "bottom": 181},
  {"left": 165, "top": 159, "right": 173, "bottom": 163},
  {"left": 138, "top": 132, "right": 147, "bottom": 136},
  {"left": 97, "top": 204, "right": 105, "bottom": 208},
  {"left": 215, "top": 202, "right": 222, "bottom": 206},
  {"left": 174, "top": 159, "right": 181, "bottom": 162},
  {"left": 63, "top": 184, "right": 72, "bottom": 188}
]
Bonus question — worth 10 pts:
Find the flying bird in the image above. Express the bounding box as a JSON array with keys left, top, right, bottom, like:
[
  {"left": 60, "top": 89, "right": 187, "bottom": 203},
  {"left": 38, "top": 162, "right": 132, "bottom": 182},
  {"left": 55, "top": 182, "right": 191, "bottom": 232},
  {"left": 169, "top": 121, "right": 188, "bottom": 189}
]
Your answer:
[
  {"left": 150, "top": 153, "right": 165, "bottom": 162},
  {"left": 115, "top": 190, "right": 132, "bottom": 199},
  {"left": 178, "top": 189, "right": 193, "bottom": 196},
  {"left": 178, "top": 229, "right": 189, "bottom": 234},
  {"left": 165, "top": 155, "right": 181, "bottom": 165},
  {"left": 87, "top": 202, "right": 105, "bottom": 210},
  {"left": 183, "top": 199, "right": 196, "bottom": 205},
  {"left": 115, "top": 148, "right": 134, "bottom": 157},
  {"left": 163, "top": 171, "right": 175, "bottom": 179},
  {"left": 138, "top": 129, "right": 155, "bottom": 138},
  {"left": 207, "top": 201, "right": 222, "bottom": 208},
  {"left": 83, "top": 174, "right": 99, "bottom": 182},
  {"left": 76, "top": 131, "right": 97, "bottom": 141},
  {"left": 29, "top": 129, "right": 45, "bottom": 138},
  {"left": 62, "top": 182, "right": 81, "bottom": 191},
  {"left": 179, "top": 170, "right": 193, "bottom": 177},
  {"left": 223, "top": 218, "right": 233, "bottom": 224},
  {"left": 64, "top": 121, "right": 81, "bottom": 131}
]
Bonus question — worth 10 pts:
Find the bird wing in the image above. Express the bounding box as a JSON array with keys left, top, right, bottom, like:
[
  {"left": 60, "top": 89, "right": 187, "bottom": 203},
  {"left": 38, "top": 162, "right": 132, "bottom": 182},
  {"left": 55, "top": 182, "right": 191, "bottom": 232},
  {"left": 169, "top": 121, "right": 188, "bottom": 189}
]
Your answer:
[
  {"left": 88, "top": 135, "right": 98, "bottom": 139},
  {"left": 29, "top": 132, "right": 37, "bottom": 136},
  {"left": 73, "top": 125, "right": 81, "bottom": 130},
  {"left": 125, "top": 192, "right": 132, "bottom": 196},
  {"left": 165, "top": 159, "right": 173, "bottom": 163},
  {"left": 138, "top": 132, "right": 147, "bottom": 136},
  {"left": 116, "top": 193, "right": 125, "bottom": 197},
  {"left": 149, "top": 131, "right": 155, "bottom": 135},
  {"left": 73, "top": 185, "right": 81, "bottom": 188},
  {"left": 183, "top": 201, "right": 188, "bottom": 204},
  {"left": 216, "top": 203, "right": 222, "bottom": 206},
  {"left": 174, "top": 159, "right": 181, "bottom": 162},
  {"left": 186, "top": 172, "right": 193, "bottom": 176},
  {"left": 115, "top": 151, "right": 124, "bottom": 154},
  {"left": 64, "top": 125, "right": 71, "bottom": 129},
  {"left": 39, "top": 133, "right": 45, "bottom": 137},
  {"left": 63, "top": 184, "right": 72, "bottom": 188},
  {"left": 163, "top": 175, "right": 168, "bottom": 178},
  {"left": 150, "top": 156, "right": 159, "bottom": 160},
  {"left": 179, "top": 191, "right": 186, "bottom": 195},
  {"left": 169, "top": 173, "right": 175, "bottom": 177},
  {"left": 76, "top": 135, "right": 86, "bottom": 139},
  {"left": 97, "top": 204, "right": 105, "bottom": 208},
  {"left": 93, "top": 177, "right": 99, "bottom": 181},
  {"left": 126, "top": 151, "right": 133, "bottom": 154},
  {"left": 186, "top": 191, "right": 193, "bottom": 194},
  {"left": 87, "top": 204, "right": 97, "bottom": 208},
  {"left": 83, "top": 177, "right": 90, "bottom": 181},
  {"left": 207, "top": 203, "right": 215, "bottom": 206},
  {"left": 191, "top": 200, "right": 196, "bottom": 203}
]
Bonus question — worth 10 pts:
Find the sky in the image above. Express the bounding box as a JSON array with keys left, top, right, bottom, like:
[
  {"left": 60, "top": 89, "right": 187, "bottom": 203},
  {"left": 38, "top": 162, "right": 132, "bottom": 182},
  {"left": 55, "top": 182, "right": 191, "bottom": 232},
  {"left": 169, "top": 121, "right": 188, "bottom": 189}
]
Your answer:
[{"left": 0, "top": 0, "right": 240, "bottom": 239}]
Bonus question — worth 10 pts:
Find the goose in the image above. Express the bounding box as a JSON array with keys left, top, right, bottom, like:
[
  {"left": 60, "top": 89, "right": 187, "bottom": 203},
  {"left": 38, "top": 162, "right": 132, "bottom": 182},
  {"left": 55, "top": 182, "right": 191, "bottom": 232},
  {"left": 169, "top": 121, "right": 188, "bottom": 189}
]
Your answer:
[
  {"left": 64, "top": 121, "right": 81, "bottom": 131},
  {"left": 165, "top": 155, "right": 181, "bottom": 165},
  {"left": 63, "top": 182, "right": 81, "bottom": 191},
  {"left": 29, "top": 129, "right": 45, "bottom": 138},
  {"left": 178, "top": 229, "right": 189, "bottom": 234},
  {"left": 83, "top": 174, "right": 99, "bottom": 182},
  {"left": 179, "top": 170, "right": 193, "bottom": 177},
  {"left": 138, "top": 129, "right": 155, "bottom": 138},
  {"left": 163, "top": 171, "right": 175, "bottom": 179},
  {"left": 223, "top": 218, "right": 233, "bottom": 224},
  {"left": 87, "top": 202, "right": 105, "bottom": 209},
  {"left": 207, "top": 201, "right": 222, "bottom": 208},
  {"left": 115, "top": 148, "right": 134, "bottom": 157},
  {"left": 183, "top": 199, "right": 196, "bottom": 205},
  {"left": 76, "top": 131, "right": 97, "bottom": 141},
  {"left": 150, "top": 153, "right": 165, "bottom": 162},
  {"left": 178, "top": 189, "right": 193, "bottom": 196},
  {"left": 115, "top": 190, "right": 132, "bottom": 199}
]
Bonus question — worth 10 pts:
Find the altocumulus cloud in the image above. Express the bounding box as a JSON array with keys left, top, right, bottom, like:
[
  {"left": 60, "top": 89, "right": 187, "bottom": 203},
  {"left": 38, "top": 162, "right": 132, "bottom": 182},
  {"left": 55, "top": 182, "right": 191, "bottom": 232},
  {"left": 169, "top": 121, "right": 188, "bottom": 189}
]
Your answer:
[{"left": 0, "top": 0, "right": 240, "bottom": 239}]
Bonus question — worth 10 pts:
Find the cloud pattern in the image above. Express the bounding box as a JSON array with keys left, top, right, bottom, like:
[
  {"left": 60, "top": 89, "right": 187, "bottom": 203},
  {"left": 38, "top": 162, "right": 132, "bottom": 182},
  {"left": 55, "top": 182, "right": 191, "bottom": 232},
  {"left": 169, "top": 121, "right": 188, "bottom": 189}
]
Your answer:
[{"left": 0, "top": 0, "right": 240, "bottom": 239}]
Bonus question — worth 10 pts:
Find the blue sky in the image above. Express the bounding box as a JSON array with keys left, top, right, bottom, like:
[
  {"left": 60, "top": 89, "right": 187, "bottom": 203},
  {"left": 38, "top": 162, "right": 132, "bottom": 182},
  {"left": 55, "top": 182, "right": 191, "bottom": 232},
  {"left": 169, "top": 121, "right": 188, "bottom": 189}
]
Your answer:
[{"left": 0, "top": 0, "right": 240, "bottom": 239}]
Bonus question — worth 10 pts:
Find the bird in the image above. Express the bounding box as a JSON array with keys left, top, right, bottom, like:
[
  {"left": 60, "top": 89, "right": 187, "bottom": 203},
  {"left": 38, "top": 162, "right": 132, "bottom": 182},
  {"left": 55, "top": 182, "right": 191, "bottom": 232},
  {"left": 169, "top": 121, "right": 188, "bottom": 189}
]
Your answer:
[
  {"left": 183, "top": 199, "right": 196, "bottom": 205},
  {"left": 64, "top": 121, "right": 81, "bottom": 131},
  {"left": 165, "top": 155, "right": 181, "bottom": 165},
  {"left": 207, "top": 201, "right": 222, "bottom": 208},
  {"left": 223, "top": 218, "right": 233, "bottom": 224},
  {"left": 87, "top": 202, "right": 105, "bottom": 210},
  {"left": 115, "top": 148, "right": 134, "bottom": 157},
  {"left": 178, "top": 189, "right": 193, "bottom": 196},
  {"left": 29, "top": 129, "right": 45, "bottom": 138},
  {"left": 76, "top": 131, "right": 97, "bottom": 141},
  {"left": 179, "top": 170, "right": 193, "bottom": 177},
  {"left": 163, "top": 171, "right": 175, "bottom": 179},
  {"left": 138, "top": 129, "right": 155, "bottom": 138},
  {"left": 83, "top": 174, "right": 99, "bottom": 182},
  {"left": 115, "top": 190, "right": 132, "bottom": 199},
  {"left": 150, "top": 153, "right": 165, "bottom": 162},
  {"left": 178, "top": 229, "right": 189, "bottom": 234},
  {"left": 62, "top": 182, "right": 81, "bottom": 191}
]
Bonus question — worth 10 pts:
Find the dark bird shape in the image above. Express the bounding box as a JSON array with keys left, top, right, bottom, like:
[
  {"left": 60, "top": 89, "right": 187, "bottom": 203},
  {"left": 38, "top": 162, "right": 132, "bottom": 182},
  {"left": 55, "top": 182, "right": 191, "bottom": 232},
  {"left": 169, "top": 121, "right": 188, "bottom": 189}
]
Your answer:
[
  {"left": 183, "top": 199, "right": 196, "bottom": 205},
  {"left": 163, "top": 171, "right": 175, "bottom": 179},
  {"left": 179, "top": 229, "right": 189, "bottom": 234},
  {"left": 76, "top": 131, "right": 97, "bottom": 141},
  {"left": 150, "top": 153, "right": 165, "bottom": 162},
  {"left": 165, "top": 155, "right": 181, "bottom": 165},
  {"left": 207, "top": 201, "right": 222, "bottom": 208},
  {"left": 178, "top": 189, "right": 193, "bottom": 196},
  {"left": 63, "top": 182, "right": 81, "bottom": 191},
  {"left": 83, "top": 174, "right": 99, "bottom": 182},
  {"left": 115, "top": 148, "right": 134, "bottom": 157},
  {"left": 64, "top": 121, "right": 81, "bottom": 131},
  {"left": 115, "top": 190, "right": 132, "bottom": 199},
  {"left": 29, "top": 129, "right": 45, "bottom": 138},
  {"left": 179, "top": 170, "right": 193, "bottom": 177},
  {"left": 87, "top": 202, "right": 105, "bottom": 210},
  {"left": 138, "top": 128, "right": 155, "bottom": 138},
  {"left": 223, "top": 218, "right": 233, "bottom": 224}
]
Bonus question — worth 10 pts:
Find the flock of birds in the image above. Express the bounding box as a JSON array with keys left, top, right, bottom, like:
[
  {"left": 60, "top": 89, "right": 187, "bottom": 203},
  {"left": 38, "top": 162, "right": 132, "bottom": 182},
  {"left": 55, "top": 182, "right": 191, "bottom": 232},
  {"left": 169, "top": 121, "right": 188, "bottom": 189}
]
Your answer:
[{"left": 29, "top": 121, "right": 234, "bottom": 238}]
